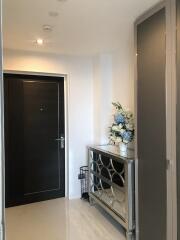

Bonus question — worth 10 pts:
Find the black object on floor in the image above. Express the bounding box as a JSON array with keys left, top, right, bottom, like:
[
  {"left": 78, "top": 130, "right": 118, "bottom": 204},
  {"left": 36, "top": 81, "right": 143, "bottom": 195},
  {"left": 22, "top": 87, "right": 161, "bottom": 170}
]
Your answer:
[{"left": 78, "top": 166, "right": 89, "bottom": 200}]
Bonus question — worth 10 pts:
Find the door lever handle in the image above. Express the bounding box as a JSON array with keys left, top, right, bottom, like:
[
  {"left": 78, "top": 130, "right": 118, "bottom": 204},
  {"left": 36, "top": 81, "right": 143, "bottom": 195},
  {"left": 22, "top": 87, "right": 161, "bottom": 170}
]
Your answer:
[{"left": 55, "top": 136, "right": 65, "bottom": 149}]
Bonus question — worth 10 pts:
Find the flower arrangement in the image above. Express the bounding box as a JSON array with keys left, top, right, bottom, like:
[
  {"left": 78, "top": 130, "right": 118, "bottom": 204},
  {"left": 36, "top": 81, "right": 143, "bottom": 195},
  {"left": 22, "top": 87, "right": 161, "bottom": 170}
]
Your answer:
[{"left": 109, "top": 102, "right": 134, "bottom": 145}]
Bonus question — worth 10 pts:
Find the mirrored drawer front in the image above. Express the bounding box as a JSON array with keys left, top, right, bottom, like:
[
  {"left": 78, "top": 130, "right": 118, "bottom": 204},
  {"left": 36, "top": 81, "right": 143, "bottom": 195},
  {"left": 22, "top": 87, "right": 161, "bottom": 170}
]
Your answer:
[{"left": 89, "top": 150, "right": 127, "bottom": 220}]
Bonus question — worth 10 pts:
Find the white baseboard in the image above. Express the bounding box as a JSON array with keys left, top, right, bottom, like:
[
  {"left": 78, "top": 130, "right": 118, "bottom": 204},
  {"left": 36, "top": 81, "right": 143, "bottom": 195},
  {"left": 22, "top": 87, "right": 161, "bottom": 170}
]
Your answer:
[{"left": 68, "top": 195, "right": 81, "bottom": 200}]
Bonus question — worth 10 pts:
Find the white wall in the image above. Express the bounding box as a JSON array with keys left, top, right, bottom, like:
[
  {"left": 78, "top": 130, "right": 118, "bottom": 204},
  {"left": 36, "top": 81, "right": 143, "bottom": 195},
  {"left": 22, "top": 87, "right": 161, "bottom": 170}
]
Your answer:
[
  {"left": 3, "top": 49, "right": 93, "bottom": 199},
  {"left": 112, "top": 40, "right": 134, "bottom": 111},
  {"left": 3, "top": 37, "right": 134, "bottom": 198},
  {"left": 93, "top": 54, "right": 113, "bottom": 144},
  {"left": 92, "top": 33, "right": 134, "bottom": 144}
]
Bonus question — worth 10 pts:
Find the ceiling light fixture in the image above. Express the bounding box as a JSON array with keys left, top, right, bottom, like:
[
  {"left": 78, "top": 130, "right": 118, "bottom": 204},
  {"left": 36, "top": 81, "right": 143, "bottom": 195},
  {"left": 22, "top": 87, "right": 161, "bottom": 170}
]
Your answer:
[
  {"left": 43, "top": 25, "right": 53, "bottom": 32},
  {"left": 36, "top": 38, "right": 44, "bottom": 45}
]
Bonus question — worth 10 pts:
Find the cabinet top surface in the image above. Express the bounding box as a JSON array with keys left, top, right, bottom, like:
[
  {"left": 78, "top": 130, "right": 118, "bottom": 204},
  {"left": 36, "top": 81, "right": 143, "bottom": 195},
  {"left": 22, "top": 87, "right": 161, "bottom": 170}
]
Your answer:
[{"left": 88, "top": 145, "right": 135, "bottom": 162}]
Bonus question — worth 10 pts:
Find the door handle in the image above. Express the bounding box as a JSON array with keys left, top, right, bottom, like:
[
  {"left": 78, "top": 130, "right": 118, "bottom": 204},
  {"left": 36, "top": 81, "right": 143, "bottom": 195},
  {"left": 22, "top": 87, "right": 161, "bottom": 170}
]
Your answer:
[{"left": 55, "top": 136, "right": 65, "bottom": 149}]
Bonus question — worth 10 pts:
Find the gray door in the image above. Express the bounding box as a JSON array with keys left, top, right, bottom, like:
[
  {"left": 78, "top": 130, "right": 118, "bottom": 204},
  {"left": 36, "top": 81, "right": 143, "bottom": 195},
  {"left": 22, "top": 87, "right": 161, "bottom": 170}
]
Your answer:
[
  {"left": 177, "top": 0, "right": 180, "bottom": 239},
  {"left": 137, "top": 8, "right": 166, "bottom": 240}
]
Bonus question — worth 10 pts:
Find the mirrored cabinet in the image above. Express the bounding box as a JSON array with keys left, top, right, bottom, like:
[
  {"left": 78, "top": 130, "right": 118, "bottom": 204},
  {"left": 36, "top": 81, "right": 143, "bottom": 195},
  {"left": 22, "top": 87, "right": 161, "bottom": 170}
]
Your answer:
[{"left": 88, "top": 145, "right": 135, "bottom": 240}]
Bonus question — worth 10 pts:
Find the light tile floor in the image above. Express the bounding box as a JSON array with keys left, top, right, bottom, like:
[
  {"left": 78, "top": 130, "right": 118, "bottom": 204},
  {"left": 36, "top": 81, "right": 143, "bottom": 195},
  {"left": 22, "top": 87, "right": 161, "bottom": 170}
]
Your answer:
[{"left": 5, "top": 198, "right": 126, "bottom": 240}]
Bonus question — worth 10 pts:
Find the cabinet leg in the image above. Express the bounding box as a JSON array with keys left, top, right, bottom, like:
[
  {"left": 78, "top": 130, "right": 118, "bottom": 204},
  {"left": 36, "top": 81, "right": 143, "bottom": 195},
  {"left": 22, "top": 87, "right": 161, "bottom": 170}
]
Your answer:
[
  {"left": 126, "top": 231, "right": 134, "bottom": 240},
  {"left": 89, "top": 196, "right": 95, "bottom": 206}
]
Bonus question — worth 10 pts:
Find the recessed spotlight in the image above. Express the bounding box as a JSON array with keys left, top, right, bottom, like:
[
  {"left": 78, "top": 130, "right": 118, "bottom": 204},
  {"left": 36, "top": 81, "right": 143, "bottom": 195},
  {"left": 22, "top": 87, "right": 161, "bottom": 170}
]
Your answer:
[
  {"left": 36, "top": 38, "right": 44, "bottom": 45},
  {"left": 49, "top": 11, "right": 59, "bottom": 17},
  {"left": 43, "top": 25, "right": 53, "bottom": 32}
]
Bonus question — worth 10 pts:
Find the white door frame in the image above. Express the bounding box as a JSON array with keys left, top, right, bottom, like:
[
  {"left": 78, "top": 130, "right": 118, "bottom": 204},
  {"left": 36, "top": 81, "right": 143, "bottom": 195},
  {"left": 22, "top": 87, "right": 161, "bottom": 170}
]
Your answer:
[
  {"left": 134, "top": 1, "right": 177, "bottom": 240},
  {"left": 3, "top": 69, "right": 70, "bottom": 198},
  {"left": 1, "top": 70, "right": 70, "bottom": 240},
  {"left": 0, "top": 0, "right": 5, "bottom": 238}
]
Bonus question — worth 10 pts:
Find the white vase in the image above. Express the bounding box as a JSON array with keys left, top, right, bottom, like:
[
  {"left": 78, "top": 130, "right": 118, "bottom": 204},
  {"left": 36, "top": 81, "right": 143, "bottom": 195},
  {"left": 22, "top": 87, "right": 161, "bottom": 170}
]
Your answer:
[
  {"left": 119, "top": 142, "right": 128, "bottom": 152},
  {"left": 127, "top": 141, "right": 134, "bottom": 150}
]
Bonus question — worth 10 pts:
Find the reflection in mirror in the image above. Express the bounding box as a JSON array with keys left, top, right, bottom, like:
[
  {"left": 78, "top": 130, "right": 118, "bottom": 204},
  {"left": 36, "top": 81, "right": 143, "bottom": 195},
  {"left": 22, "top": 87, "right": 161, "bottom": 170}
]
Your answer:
[{"left": 2, "top": 0, "right": 161, "bottom": 240}]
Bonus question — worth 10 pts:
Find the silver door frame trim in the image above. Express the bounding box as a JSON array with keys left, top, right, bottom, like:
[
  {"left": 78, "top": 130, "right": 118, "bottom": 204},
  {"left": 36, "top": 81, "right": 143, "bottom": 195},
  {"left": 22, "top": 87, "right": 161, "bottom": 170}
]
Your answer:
[
  {"left": 134, "top": 1, "right": 177, "bottom": 240},
  {"left": 135, "top": 1, "right": 165, "bottom": 25},
  {"left": 165, "top": 0, "right": 177, "bottom": 240},
  {"left": 0, "top": 0, "right": 5, "bottom": 238}
]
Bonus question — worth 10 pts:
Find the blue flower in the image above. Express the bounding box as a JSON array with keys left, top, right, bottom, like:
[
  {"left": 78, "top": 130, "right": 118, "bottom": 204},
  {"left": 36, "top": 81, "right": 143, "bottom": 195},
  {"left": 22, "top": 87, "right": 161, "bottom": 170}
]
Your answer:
[
  {"left": 121, "top": 131, "right": 133, "bottom": 142},
  {"left": 114, "top": 113, "right": 125, "bottom": 124}
]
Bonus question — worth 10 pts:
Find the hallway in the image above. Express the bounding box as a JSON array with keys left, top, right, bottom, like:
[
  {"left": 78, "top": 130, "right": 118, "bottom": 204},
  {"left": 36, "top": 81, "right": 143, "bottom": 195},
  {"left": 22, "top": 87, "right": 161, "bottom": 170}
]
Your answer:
[{"left": 5, "top": 198, "right": 126, "bottom": 240}]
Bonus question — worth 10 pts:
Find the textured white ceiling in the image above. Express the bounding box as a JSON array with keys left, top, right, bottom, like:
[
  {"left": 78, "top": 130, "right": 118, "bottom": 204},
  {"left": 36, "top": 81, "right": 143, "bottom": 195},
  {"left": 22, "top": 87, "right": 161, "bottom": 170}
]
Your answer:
[{"left": 3, "top": 0, "right": 160, "bottom": 55}]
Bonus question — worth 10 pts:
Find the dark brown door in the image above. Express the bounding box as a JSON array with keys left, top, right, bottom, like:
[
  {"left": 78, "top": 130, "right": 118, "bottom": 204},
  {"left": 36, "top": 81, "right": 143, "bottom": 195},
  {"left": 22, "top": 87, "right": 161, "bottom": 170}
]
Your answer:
[{"left": 4, "top": 74, "right": 65, "bottom": 207}]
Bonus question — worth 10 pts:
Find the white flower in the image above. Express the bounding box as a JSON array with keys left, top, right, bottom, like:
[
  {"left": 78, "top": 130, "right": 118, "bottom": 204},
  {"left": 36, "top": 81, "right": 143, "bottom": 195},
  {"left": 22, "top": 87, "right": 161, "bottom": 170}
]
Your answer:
[
  {"left": 118, "top": 123, "right": 123, "bottom": 130},
  {"left": 112, "top": 126, "right": 120, "bottom": 132},
  {"left": 120, "top": 129, "right": 125, "bottom": 134},
  {"left": 110, "top": 135, "right": 117, "bottom": 142},
  {"left": 117, "top": 109, "right": 124, "bottom": 114},
  {"left": 126, "top": 123, "right": 134, "bottom": 131},
  {"left": 116, "top": 137, "right": 122, "bottom": 143}
]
